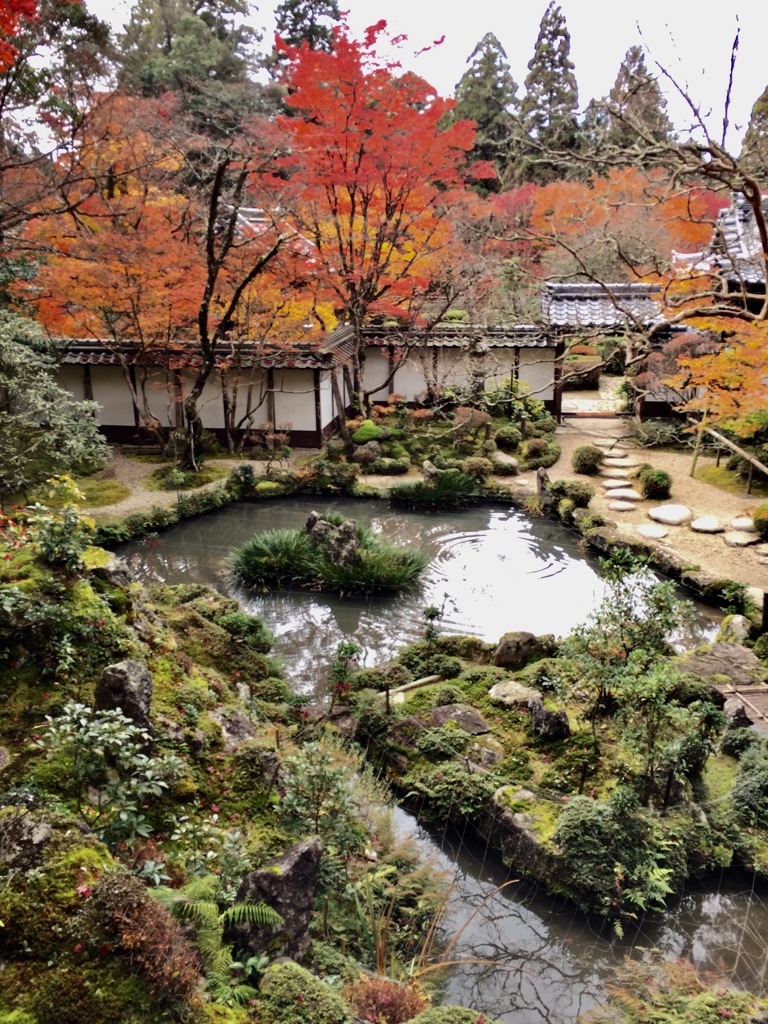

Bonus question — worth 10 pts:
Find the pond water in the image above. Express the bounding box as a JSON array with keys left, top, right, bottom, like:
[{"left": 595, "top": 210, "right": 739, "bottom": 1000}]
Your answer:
[
  {"left": 118, "top": 495, "right": 717, "bottom": 692},
  {"left": 117, "top": 497, "right": 763, "bottom": 1022},
  {"left": 394, "top": 807, "right": 768, "bottom": 1024}
]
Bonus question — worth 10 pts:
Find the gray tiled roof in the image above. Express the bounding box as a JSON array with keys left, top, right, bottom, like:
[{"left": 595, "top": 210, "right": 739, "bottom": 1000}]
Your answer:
[
  {"left": 711, "top": 192, "right": 768, "bottom": 285},
  {"left": 359, "top": 323, "right": 555, "bottom": 348},
  {"left": 541, "top": 282, "right": 662, "bottom": 328}
]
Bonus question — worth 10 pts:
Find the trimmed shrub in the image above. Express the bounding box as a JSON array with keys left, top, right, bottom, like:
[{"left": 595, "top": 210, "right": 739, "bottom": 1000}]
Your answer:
[
  {"left": 490, "top": 457, "right": 519, "bottom": 476},
  {"left": 494, "top": 425, "right": 523, "bottom": 452},
  {"left": 639, "top": 467, "right": 672, "bottom": 500},
  {"left": 367, "top": 457, "right": 410, "bottom": 475},
  {"left": 558, "top": 497, "right": 575, "bottom": 524},
  {"left": 341, "top": 977, "right": 428, "bottom": 1024},
  {"left": 720, "top": 727, "right": 762, "bottom": 759},
  {"left": 257, "top": 963, "right": 352, "bottom": 1024},
  {"left": 521, "top": 438, "right": 561, "bottom": 470},
  {"left": 549, "top": 479, "right": 595, "bottom": 508},
  {"left": 388, "top": 471, "right": 479, "bottom": 511},
  {"left": 351, "top": 419, "right": 382, "bottom": 444},
  {"left": 753, "top": 503, "right": 768, "bottom": 539},
  {"left": 461, "top": 456, "right": 494, "bottom": 480},
  {"left": 571, "top": 444, "right": 603, "bottom": 475},
  {"left": 431, "top": 684, "right": 465, "bottom": 706}
]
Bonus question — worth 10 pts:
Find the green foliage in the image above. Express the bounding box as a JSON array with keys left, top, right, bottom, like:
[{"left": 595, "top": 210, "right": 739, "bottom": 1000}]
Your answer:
[
  {"left": 553, "top": 790, "right": 675, "bottom": 919},
  {"left": 732, "top": 741, "right": 768, "bottom": 827},
  {"left": 753, "top": 502, "right": 768, "bottom": 538},
  {"left": 397, "top": 641, "right": 462, "bottom": 681},
  {"left": 408, "top": 1009, "right": 501, "bottom": 1024},
  {"left": 631, "top": 418, "right": 688, "bottom": 448},
  {"left": 257, "top": 962, "right": 352, "bottom": 1024},
  {"left": 216, "top": 611, "right": 273, "bottom": 652},
  {"left": 0, "top": 312, "right": 109, "bottom": 500},
  {"left": 549, "top": 478, "right": 595, "bottom": 508},
  {"left": 281, "top": 742, "right": 367, "bottom": 863},
  {"left": 35, "top": 703, "right": 184, "bottom": 849},
  {"left": 229, "top": 523, "right": 427, "bottom": 596},
  {"left": 571, "top": 444, "right": 604, "bottom": 475},
  {"left": 460, "top": 456, "right": 494, "bottom": 480},
  {"left": 388, "top": 470, "right": 480, "bottom": 511},
  {"left": 638, "top": 466, "right": 672, "bottom": 499},
  {"left": 430, "top": 684, "right": 465, "bottom": 707},
  {"left": 520, "top": 437, "right": 561, "bottom": 470},
  {"left": 406, "top": 762, "right": 498, "bottom": 822},
  {"left": 24, "top": 476, "right": 95, "bottom": 573},
  {"left": 415, "top": 725, "right": 470, "bottom": 760},
  {"left": 351, "top": 419, "right": 382, "bottom": 444},
  {"left": 494, "top": 424, "right": 522, "bottom": 451},
  {"left": 367, "top": 456, "right": 410, "bottom": 474}
]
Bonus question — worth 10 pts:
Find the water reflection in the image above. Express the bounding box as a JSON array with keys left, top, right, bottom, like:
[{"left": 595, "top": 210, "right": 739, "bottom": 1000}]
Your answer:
[
  {"left": 394, "top": 809, "right": 768, "bottom": 1024},
  {"left": 119, "top": 496, "right": 718, "bottom": 693}
]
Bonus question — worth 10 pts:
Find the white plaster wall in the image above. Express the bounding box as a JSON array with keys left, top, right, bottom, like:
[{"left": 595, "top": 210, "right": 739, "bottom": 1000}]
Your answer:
[
  {"left": 90, "top": 366, "right": 136, "bottom": 426},
  {"left": 57, "top": 365, "right": 86, "bottom": 402},
  {"left": 319, "top": 370, "right": 335, "bottom": 430},
  {"left": 142, "top": 368, "right": 178, "bottom": 428},
  {"left": 519, "top": 349, "right": 556, "bottom": 401},
  {"left": 392, "top": 351, "right": 428, "bottom": 401},
  {"left": 362, "top": 347, "right": 392, "bottom": 402},
  {"left": 273, "top": 369, "right": 315, "bottom": 430},
  {"left": 225, "top": 369, "right": 270, "bottom": 431}
]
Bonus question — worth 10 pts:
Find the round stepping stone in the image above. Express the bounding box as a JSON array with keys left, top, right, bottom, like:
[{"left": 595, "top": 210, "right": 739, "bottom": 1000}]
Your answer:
[
  {"left": 690, "top": 516, "right": 724, "bottom": 534},
  {"left": 602, "top": 478, "right": 630, "bottom": 489},
  {"left": 600, "top": 467, "right": 632, "bottom": 478},
  {"left": 730, "top": 516, "right": 756, "bottom": 533},
  {"left": 648, "top": 504, "right": 693, "bottom": 526},
  {"left": 608, "top": 500, "right": 637, "bottom": 511},
  {"left": 607, "top": 488, "right": 643, "bottom": 501},
  {"left": 636, "top": 523, "right": 669, "bottom": 540},
  {"left": 603, "top": 457, "right": 640, "bottom": 469},
  {"left": 724, "top": 530, "right": 761, "bottom": 547}
]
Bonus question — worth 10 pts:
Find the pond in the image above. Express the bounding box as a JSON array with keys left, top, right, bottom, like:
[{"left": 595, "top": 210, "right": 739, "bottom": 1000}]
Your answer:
[
  {"left": 117, "top": 496, "right": 758, "bottom": 1023},
  {"left": 118, "top": 495, "right": 718, "bottom": 692}
]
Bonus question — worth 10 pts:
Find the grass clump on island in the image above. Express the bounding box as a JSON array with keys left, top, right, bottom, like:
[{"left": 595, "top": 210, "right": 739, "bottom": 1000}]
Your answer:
[{"left": 229, "top": 516, "right": 429, "bottom": 596}]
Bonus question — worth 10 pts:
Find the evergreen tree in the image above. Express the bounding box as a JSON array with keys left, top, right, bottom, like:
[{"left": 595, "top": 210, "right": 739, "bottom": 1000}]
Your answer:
[
  {"left": 452, "top": 32, "right": 518, "bottom": 189},
  {"left": 742, "top": 83, "right": 768, "bottom": 174},
  {"left": 274, "top": 0, "right": 341, "bottom": 52},
  {"left": 607, "top": 46, "right": 672, "bottom": 148},
  {"left": 519, "top": 2, "right": 579, "bottom": 181}
]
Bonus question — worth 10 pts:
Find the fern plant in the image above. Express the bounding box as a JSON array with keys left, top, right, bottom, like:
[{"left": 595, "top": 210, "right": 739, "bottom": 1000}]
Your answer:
[{"left": 152, "top": 874, "right": 282, "bottom": 1006}]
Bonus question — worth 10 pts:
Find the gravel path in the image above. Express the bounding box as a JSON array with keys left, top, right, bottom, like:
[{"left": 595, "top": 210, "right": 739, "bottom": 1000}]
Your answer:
[{"left": 89, "top": 425, "right": 768, "bottom": 594}]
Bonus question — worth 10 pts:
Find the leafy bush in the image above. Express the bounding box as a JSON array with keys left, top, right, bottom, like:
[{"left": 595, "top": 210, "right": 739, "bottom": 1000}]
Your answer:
[
  {"left": 229, "top": 522, "right": 428, "bottom": 596},
  {"left": 342, "top": 978, "right": 428, "bottom": 1024},
  {"left": 732, "top": 742, "right": 768, "bottom": 826},
  {"left": 490, "top": 456, "right": 518, "bottom": 476},
  {"left": 720, "top": 727, "right": 762, "bottom": 759},
  {"left": 461, "top": 456, "right": 494, "bottom": 480},
  {"left": 571, "top": 445, "right": 603, "bottom": 475},
  {"left": 431, "top": 684, "right": 465, "bottom": 706},
  {"left": 257, "top": 962, "right": 352, "bottom": 1024},
  {"left": 407, "top": 762, "right": 498, "bottom": 822},
  {"left": 351, "top": 419, "right": 382, "bottom": 444},
  {"left": 639, "top": 467, "right": 672, "bottom": 500},
  {"left": 388, "top": 470, "right": 479, "bottom": 511},
  {"left": 398, "top": 643, "right": 462, "bottom": 680},
  {"left": 367, "top": 457, "right": 410, "bottom": 475},
  {"left": 521, "top": 437, "right": 561, "bottom": 470},
  {"left": 408, "top": 1007, "right": 501, "bottom": 1024},
  {"left": 494, "top": 425, "right": 523, "bottom": 452},
  {"left": 753, "top": 503, "right": 768, "bottom": 538},
  {"left": 416, "top": 726, "right": 470, "bottom": 760},
  {"left": 549, "top": 479, "right": 595, "bottom": 508},
  {"left": 216, "top": 611, "right": 273, "bottom": 652},
  {"left": 631, "top": 419, "right": 687, "bottom": 448},
  {"left": 558, "top": 497, "right": 575, "bottom": 524}
]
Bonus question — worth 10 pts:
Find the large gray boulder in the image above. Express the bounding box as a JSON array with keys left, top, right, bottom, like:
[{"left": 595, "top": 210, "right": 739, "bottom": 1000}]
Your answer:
[
  {"left": 94, "top": 660, "right": 153, "bottom": 732},
  {"left": 488, "top": 681, "right": 542, "bottom": 707},
  {"left": 0, "top": 812, "right": 53, "bottom": 870},
  {"left": 208, "top": 707, "right": 257, "bottom": 752},
  {"left": 493, "top": 632, "right": 547, "bottom": 669},
  {"left": 529, "top": 698, "right": 570, "bottom": 740},
  {"left": 429, "top": 704, "right": 491, "bottom": 735},
  {"left": 675, "top": 642, "right": 768, "bottom": 688},
  {"left": 232, "top": 837, "right": 323, "bottom": 959}
]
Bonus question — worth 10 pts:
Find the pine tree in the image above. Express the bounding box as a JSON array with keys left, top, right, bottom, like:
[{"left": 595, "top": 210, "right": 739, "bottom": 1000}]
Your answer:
[
  {"left": 274, "top": 0, "right": 341, "bottom": 52},
  {"left": 607, "top": 46, "right": 672, "bottom": 148},
  {"left": 519, "top": 2, "right": 579, "bottom": 181},
  {"left": 742, "top": 83, "right": 768, "bottom": 174},
  {"left": 452, "top": 32, "right": 518, "bottom": 189}
]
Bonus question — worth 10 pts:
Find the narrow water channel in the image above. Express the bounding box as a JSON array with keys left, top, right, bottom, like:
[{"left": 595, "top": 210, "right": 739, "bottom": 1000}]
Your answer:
[{"left": 117, "top": 497, "right": 763, "bottom": 1021}]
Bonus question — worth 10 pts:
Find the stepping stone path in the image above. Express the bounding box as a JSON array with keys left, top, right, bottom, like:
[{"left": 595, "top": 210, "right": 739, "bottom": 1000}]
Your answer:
[
  {"left": 603, "top": 457, "right": 640, "bottom": 469},
  {"left": 724, "top": 531, "right": 762, "bottom": 547},
  {"left": 637, "top": 523, "right": 669, "bottom": 540},
  {"left": 690, "top": 516, "right": 724, "bottom": 534},
  {"left": 607, "top": 488, "right": 643, "bottom": 502},
  {"left": 608, "top": 500, "right": 637, "bottom": 511},
  {"left": 602, "top": 478, "right": 631, "bottom": 489},
  {"left": 731, "top": 516, "right": 756, "bottom": 533},
  {"left": 648, "top": 504, "right": 693, "bottom": 526},
  {"left": 601, "top": 467, "right": 633, "bottom": 479}
]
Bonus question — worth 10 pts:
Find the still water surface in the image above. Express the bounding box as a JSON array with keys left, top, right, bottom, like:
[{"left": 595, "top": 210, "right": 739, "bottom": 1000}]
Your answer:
[{"left": 119, "top": 497, "right": 766, "bottom": 1022}]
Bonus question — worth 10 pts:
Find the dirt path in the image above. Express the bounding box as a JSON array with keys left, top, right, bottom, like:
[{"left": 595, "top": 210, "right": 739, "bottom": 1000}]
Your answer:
[{"left": 90, "top": 424, "right": 768, "bottom": 595}]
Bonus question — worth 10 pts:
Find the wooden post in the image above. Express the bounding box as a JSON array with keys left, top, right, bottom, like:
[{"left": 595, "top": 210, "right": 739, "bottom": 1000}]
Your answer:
[
  {"left": 748, "top": 463, "right": 754, "bottom": 495},
  {"left": 690, "top": 412, "right": 708, "bottom": 478}
]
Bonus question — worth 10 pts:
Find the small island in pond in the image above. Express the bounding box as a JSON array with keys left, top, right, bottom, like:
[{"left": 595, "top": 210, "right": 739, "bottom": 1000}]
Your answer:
[{"left": 228, "top": 510, "right": 428, "bottom": 596}]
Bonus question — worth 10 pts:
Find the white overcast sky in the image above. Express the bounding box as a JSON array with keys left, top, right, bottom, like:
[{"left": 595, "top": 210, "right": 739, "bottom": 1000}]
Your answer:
[{"left": 91, "top": 0, "right": 768, "bottom": 148}]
